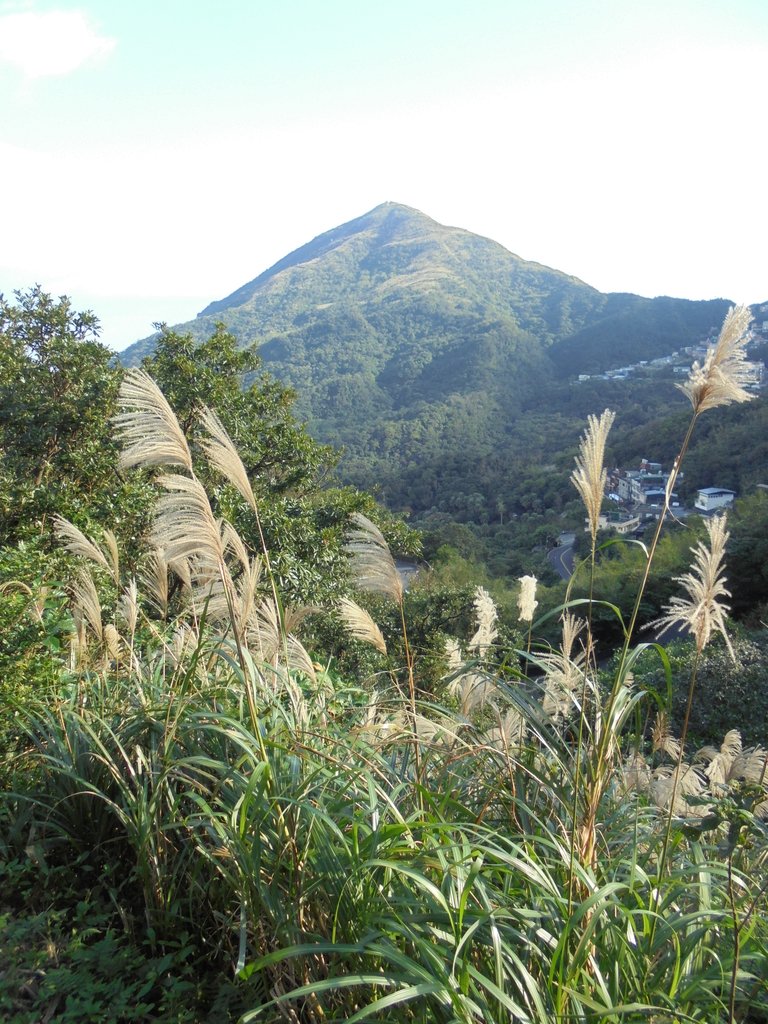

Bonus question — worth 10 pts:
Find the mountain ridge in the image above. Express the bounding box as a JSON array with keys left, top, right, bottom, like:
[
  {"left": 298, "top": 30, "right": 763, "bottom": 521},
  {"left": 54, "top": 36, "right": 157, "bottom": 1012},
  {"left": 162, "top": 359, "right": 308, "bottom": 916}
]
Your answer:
[
  {"left": 120, "top": 203, "right": 755, "bottom": 521},
  {"left": 198, "top": 202, "right": 599, "bottom": 321}
]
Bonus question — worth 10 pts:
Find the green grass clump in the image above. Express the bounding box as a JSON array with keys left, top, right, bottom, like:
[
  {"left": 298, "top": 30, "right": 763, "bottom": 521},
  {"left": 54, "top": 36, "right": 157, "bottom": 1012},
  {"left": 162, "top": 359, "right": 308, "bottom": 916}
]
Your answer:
[{"left": 2, "top": 315, "right": 768, "bottom": 1022}]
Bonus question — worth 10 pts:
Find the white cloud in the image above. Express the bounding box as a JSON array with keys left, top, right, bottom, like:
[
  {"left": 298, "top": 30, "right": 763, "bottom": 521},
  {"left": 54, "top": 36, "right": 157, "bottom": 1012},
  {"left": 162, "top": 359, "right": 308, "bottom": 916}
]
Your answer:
[{"left": 0, "top": 9, "right": 114, "bottom": 77}]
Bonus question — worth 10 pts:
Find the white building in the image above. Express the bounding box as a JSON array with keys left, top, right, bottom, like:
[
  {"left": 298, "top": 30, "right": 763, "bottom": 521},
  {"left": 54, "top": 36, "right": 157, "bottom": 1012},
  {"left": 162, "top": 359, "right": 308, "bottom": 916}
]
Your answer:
[{"left": 695, "top": 487, "right": 735, "bottom": 512}]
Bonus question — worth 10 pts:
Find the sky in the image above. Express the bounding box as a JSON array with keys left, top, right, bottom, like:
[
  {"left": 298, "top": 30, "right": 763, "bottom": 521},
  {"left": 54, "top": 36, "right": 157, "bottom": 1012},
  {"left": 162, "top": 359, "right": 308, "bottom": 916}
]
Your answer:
[{"left": 2, "top": 0, "right": 767, "bottom": 350}]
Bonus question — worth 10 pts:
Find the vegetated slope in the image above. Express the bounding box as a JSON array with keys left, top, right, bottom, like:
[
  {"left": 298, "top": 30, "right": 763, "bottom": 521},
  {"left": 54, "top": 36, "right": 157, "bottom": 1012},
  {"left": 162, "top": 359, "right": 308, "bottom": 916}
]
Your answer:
[{"left": 121, "top": 203, "right": 738, "bottom": 516}]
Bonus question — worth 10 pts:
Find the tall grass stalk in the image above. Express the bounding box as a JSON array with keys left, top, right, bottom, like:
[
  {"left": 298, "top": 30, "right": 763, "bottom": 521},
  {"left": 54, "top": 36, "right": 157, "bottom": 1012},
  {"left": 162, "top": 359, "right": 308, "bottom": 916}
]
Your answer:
[{"left": 4, "top": 336, "right": 768, "bottom": 1022}]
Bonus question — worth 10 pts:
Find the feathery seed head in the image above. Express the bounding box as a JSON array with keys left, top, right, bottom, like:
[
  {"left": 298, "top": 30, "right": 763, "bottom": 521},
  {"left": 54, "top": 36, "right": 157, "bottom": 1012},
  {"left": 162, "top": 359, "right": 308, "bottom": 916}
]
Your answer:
[
  {"left": 485, "top": 707, "right": 526, "bottom": 754},
  {"left": 53, "top": 516, "right": 119, "bottom": 583},
  {"left": 344, "top": 513, "right": 403, "bottom": 604},
  {"left": 117, "top": 579, "right": 139, "bottom": 635},
  {"left": 469, "top": 586, "right": 498, "bottom": 656},
  {"left": 517, "top": 574, "right": 538, "bottom": 622},
  {"left": 678, "top": 305, "right": 754, "bottom": 414},
  {"left": 540, "top": 614, "right": 587, "bottom": 724},
  {"left": 113, "top": 368, "right": 193, "bottom": 473},
  {"left": 571, "top": 409, "right": 616, "bottom": 542},
  {"left": 338, "top": 597, "right": 388, "bottom": 654},
  {"left": 649, "top": 513, "right": 733, "bottom": 657},
  {"left": 444, "top": 637, "right": 463, "bottom": 673},
  {"left": 198, "top": 406, "right": 258, "bottom": 515},
  {"left": 652, "top": 712, "right": 681, "bottom": 761}
]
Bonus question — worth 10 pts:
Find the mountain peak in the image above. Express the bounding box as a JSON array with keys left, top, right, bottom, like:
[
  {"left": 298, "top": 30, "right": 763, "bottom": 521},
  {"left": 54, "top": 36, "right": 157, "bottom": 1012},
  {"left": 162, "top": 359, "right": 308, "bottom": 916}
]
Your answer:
[{"left": 199, "top": 201, "right": 435, "bottom": 318}]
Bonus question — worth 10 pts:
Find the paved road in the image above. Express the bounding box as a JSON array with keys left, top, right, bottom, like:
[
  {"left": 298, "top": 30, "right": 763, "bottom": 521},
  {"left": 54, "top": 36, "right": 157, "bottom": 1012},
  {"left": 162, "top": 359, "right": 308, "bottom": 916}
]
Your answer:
[{"left": 548, "top": 540, "right": 575, "bottom": 580}]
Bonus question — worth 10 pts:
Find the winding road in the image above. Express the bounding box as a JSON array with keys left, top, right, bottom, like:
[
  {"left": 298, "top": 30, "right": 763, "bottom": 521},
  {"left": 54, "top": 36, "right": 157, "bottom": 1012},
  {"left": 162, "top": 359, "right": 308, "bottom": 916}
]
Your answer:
[{"left": 548, "top": 533, "right": 576, "bottom": 581}]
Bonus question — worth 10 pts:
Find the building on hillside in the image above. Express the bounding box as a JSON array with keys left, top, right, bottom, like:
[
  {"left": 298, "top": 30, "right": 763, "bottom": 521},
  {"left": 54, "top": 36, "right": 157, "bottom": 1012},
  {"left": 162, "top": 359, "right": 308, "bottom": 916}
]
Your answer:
[
  {"left": 607, "top": 462, "right": 679, "bottom": 506},
  {"left": 743, "top": 361, "right": 765, "bottom": 390},
  {"left": 695, "top": 487, "right": 736, "bottom": 513},
  {"left": 590, "top": 512, "right": 642, "bottom": 535}
]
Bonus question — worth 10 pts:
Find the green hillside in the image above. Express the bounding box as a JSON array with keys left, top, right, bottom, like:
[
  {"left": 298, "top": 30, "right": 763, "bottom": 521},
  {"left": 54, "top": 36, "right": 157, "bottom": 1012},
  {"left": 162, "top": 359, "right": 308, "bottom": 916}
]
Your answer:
[{"left": 121, "top": 203, "right": 746, "bottom": 525}]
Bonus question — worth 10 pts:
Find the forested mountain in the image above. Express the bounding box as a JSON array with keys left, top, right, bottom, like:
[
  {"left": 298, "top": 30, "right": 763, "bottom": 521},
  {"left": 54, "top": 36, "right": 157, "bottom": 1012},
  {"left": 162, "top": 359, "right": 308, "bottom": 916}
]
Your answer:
[{"left": 121, "top": 203, "right": 759, "bottom": 532}]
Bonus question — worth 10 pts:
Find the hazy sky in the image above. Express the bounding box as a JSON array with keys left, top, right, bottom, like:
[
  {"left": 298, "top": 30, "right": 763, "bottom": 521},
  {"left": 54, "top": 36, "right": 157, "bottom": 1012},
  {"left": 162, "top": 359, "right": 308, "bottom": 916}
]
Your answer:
[{"left": 2, "top": 0, "right": 766, "bottom": 350}]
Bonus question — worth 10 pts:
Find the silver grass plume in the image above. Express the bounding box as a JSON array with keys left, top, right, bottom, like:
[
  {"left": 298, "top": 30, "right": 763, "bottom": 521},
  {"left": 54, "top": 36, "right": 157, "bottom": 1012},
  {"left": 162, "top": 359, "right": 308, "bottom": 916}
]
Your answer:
[
  {"left": 53, "top": 516, "right": 119, "bottom": 584},
  {"left": 442, "top": 637, "right": 499, "bottom": 717},
  {"left": 246, "top": 595, "right": 282, "bottom": 663},
  {"left": 338, "top": 596, "right": 388, "bottom": 654},
  {"left": 140, "top": 549, "right": 170, "bottom": 618},
  {"left": 246, "top": 600, "right": 315, "bottom": 671},
  {"left": 571, "top": 409, "right": 616, "bottom": 543},
  {"left": 695, "top": 729, "right": 742, "bottom": 792},
  {"left": 71, "top": 567, "right": 103, "bottom": 643},
  {"left": 517, "top": 574, "right": 538, "bottom": 623},
  {"left": 167, "top": 623, "right": 199, "bottom": 669},
  {"left": 468, "top": 586, "right": 498, "bottom": 656},
  {"left": 447, "top": 668, "right": 499, "bottom": 717},
  {"left": 152, "top": 474, "right": 226, "bottom": 576},
  {"left": 651, "top": 763, "right": 708, "bottom": 818},
  {"left": 103, "top": 622, "right": 123, "bottom": 663},
  {"left": 485, "top": 707, "right": 526, "bottom": 755},
  {"left": 652, "top": 712, "right": 682, "bottom": 761},
  {"left": 344, "top": 513, "right": 403, "bottom": 603},
  {"left": 285, "top": 636, "right": 318, "bottom": 684},
  {"left": 168, "top": 553, "right": 193, "bottom": 591},
  {"left": 113, "top": 368, "right": 193, "bottom": 472},
  {"left": 234, "top": 557, "right": 263, "bottom": 639},
  {"left": 198, "top": 406, "right": 259, "bottom": 514},
  {"left": 678, "top": 305, "right": 754, "bottom": 414},
  {"left": 101, "top": 530, "right": 120, "bottom": 583},
  {"left": 444, "top": 637, "right": 463, "bottom": 673},
  {"left": 221, "top": 518, "right": 251, "bottom": 575},
  {"left": 622, "top": 754, "right": 652, "bottom": 796},
  {"left": 540, "top": 613, "right": 586, "bottom": 724},
  {"left": 648, "top": 514, "right": 733, "bottom": 657},
  {"left": 117, "top": 579, "right": 139, "bottom": 636}
]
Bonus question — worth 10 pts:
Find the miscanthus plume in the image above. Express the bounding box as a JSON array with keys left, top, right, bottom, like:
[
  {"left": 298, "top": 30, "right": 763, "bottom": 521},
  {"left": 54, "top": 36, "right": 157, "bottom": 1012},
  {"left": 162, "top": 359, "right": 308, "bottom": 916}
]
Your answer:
[
  {"left": 571, "top": 409, "right": 615, "bottom": 543},
  {"left": 517, "top": 574, "right": 538, "bottom": 623},
  {"left": 650, "top": 514, "right": 733, "bottom": 658},
  {"left": 679, "top": 304, "right": 754, "bottom": 414}
]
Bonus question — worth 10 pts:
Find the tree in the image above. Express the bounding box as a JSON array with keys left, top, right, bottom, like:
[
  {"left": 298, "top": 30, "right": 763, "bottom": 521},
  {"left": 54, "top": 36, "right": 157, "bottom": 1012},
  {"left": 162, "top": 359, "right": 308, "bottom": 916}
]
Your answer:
[
  {"left": 0, "top": 286, "right": 149, "bottom": 547},
  {"left": 141, "top": 323, "right": 337, "bottom": 497},
  {"left": 0, "top": 291, "right": 418, "bottom": 607}
]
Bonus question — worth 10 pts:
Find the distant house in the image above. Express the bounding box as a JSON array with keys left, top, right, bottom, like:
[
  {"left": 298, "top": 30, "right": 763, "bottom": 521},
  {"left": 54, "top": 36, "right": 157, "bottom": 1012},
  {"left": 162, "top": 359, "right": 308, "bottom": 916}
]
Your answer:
[
  {"left": 695, "top": 487, "right": 735, "bottom": 512},
  {"left": 608, "top": 462, "right": 678, "bottom": 506},
  {"left": 592, "top": 512, "right": 642, "bottom": 535}
]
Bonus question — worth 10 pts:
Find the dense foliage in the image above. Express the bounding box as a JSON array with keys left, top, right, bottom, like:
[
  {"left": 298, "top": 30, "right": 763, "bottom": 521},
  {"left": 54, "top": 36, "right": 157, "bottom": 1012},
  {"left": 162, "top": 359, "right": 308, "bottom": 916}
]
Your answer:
[
  {"left": 118, "top": 205, "right": 765, "bottom": 588},
  {"left": 2, "top": 298, "right": 768, "bottom": 1021}
]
